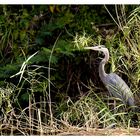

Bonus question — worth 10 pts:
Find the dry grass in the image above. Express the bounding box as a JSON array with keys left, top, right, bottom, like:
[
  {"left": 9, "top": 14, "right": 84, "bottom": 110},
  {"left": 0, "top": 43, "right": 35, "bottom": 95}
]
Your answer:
[{"left": 0, "top": 88, "right": 139, "bottom": 135}]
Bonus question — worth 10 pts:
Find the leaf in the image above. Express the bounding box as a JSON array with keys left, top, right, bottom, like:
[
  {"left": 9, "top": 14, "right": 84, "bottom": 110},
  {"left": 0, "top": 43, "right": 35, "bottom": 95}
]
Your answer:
[
  {"left": 13, "top": 30, "right": 19, "bottom": 40},
  {"left": 20, "top": 30, "right": 26, "bottom": 41},
  {"left": 10, "top": 51, "right": 38, "bottom": 83},
  {"left": 56, "top": 6, "right": 60, "bottom": 12},
  {"left": 49, "top": 6, "right": 55, "bottom": 13},
  {"left": 21, "top": 93, "right": 29, "bottom": 102}
]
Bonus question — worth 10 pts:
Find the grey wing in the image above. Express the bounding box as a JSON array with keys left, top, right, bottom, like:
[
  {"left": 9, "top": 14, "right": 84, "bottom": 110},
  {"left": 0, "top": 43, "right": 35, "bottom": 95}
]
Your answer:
[{"left": 104, "top": 73, "right": 135, "bottom": 106}]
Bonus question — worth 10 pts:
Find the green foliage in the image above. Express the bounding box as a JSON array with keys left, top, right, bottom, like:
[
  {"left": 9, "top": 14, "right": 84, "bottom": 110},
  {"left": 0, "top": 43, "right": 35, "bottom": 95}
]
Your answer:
[{"left": 0, "top": 64, "right": 19, "bottom": 79}]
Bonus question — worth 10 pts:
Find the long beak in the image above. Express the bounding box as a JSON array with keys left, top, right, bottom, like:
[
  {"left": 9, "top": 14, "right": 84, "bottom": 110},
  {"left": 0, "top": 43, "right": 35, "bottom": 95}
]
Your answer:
[{"left": 84, "top": 45, "right": 105, "bottom": 50}]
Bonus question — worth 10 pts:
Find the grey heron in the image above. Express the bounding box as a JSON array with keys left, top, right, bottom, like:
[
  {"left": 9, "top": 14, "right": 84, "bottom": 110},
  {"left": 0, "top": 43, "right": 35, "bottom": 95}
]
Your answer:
[{"left": 85, "top": 45, "right": 135, "bottom": 109}]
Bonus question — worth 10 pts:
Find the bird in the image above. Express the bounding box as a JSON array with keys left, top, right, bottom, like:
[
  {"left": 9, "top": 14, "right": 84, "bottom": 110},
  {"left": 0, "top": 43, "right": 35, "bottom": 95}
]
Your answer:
[{"left": 85, "top": 45, "right": 135, "bottom": 110}]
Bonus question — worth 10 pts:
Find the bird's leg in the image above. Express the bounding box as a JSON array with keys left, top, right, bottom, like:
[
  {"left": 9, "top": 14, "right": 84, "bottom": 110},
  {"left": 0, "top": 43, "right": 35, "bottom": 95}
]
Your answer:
[{"left": 113, "top": 99, "right": 117, "bottom": 114}]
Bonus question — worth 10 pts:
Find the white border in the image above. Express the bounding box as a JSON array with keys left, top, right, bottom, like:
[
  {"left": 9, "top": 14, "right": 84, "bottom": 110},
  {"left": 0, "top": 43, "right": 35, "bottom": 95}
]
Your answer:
[{"left": 0, "top": 0, "right": 139, "bottom": 4}]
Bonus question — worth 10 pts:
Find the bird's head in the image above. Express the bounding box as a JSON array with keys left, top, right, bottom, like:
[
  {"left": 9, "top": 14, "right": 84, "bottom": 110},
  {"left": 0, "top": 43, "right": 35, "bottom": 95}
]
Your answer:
[
  {"left": 84, "top": 45, "right": 109, "bottom": 62},
  {"left": 84, "top": 45, "right": 108, "bottom": 53}
]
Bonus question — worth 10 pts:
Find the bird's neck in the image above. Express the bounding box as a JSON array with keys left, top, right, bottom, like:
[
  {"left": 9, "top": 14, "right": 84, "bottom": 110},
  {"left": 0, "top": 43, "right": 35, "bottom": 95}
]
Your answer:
[
  {"left": 99, "top": 60, "right": 107, "bottom": 81},
  {"left": 99, "top": 50, "right": 109, "bottom": 81}
]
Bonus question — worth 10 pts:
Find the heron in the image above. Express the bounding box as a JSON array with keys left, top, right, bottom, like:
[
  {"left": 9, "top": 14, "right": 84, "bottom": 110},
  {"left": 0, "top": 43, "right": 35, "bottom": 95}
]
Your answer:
[{"left": 85, "top": 45, "right": 135, "bottom": 110}]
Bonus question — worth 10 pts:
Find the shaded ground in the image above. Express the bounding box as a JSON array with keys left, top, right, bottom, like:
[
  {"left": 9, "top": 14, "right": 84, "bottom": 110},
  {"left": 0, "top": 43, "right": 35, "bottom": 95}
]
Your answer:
[
  {"left": 57, "top": 128, "right": 140, "bottom": 136},
  {"left": 0, "top": 124, "right": 140, "bottom": 135}
]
